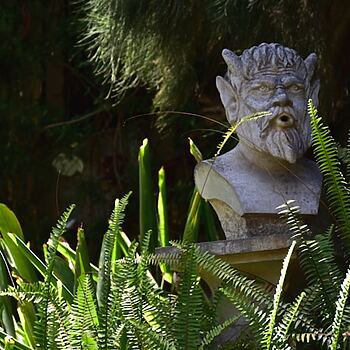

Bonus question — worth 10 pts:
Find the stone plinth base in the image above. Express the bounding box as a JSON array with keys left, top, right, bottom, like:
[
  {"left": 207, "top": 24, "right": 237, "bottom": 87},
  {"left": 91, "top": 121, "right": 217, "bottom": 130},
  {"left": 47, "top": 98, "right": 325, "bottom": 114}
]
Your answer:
[
  {"left": 156, "top": 234, "right": 291, "bottom": 285},
  {"left": 156, "top": 234, "right": 293, "bottom": 348}
]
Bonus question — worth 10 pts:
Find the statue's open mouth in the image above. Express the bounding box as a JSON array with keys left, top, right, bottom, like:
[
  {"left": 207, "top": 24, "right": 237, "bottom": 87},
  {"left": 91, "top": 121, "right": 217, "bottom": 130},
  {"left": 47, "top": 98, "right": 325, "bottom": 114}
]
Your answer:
[{"left": 271, "top": 113, "right": 295, "bottom": 129}]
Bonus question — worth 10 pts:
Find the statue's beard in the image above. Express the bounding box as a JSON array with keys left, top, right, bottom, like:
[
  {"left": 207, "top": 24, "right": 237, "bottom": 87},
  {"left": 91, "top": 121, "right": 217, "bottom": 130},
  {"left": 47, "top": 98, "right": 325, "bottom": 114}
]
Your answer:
[{"left": 264, "top": 127, "right": 308, "bottom": 163}]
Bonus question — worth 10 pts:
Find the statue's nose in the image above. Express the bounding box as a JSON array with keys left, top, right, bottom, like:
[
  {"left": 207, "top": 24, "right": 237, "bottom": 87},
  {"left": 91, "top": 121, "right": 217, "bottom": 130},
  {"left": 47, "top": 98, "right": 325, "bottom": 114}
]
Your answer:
[{"left": 272, "top": 88, "right": 293, "bottom": 107}]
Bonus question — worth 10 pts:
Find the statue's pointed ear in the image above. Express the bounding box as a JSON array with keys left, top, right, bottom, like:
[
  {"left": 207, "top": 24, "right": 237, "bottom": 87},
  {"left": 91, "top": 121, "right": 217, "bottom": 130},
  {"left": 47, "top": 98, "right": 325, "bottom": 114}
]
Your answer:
[
  {"left": 216, "top": 76, "right": 239, "bottom": 124},
  {"left": 310, "top": 79, "right": 320, "bottom": 108},
  {"left": 304, "top": 53, "right": 317, "bottom": 81},
  {"left": 304, "top": 53, "right": 320, "bottom": 108},
  {"left": 222, "top": 49, "right": 243, "bottom": 77}
]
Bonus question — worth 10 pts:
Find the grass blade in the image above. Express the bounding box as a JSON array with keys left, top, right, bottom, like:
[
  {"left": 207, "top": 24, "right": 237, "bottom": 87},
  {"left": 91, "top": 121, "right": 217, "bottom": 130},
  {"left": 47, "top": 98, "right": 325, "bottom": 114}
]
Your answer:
[
  {"left": 0, "top": 251, "right": 15, "bottom": 337},
  {"left": 0, "top": 204, "right": 24, "bottom": 240},
  {"left": 183, "top": 190, "right": 202, "bottom": 243},
  {"left": 5, "top": 233, "right": 73, "bottom": 302},
  {"left": 75, "top": 227, "right": 91, "bottom": 289},
  {"left": 157, "top": 167, "right": 172, "bottom": 283},
  {"left": 139, "top": 138, "right": 157, "bottom": 251}
]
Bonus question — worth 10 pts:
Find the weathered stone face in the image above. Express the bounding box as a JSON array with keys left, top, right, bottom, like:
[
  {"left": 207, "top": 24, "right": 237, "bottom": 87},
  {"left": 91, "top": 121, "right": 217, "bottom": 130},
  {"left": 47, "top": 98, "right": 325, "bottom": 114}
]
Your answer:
[
  {"left": 216, "top": 43, "right": 320, "bottom": 163},
  {"left": 195, "top": 43, "right": 323, "bottom": 241}
]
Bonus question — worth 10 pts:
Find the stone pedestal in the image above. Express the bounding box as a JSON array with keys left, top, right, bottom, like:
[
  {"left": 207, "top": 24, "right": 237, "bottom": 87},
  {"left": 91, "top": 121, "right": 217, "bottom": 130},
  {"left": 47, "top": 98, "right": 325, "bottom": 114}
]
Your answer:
[
  {"left": 157, "top": 234, "right": 291, "bottom": 286},
  {"left": 156, "top": 234, "right": 293, "bottom": 347}
]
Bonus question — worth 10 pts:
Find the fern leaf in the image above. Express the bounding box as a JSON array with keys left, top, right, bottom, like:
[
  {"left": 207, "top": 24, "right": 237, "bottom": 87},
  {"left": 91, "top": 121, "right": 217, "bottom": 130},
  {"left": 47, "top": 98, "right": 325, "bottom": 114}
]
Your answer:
[
  {"left": 276, "top": 292, "right": 305, "bottom": 342},
  {"left": 309, "top": 100, "right": 350, "bottom": 251},
  {"left": 130, "top": 318, "right": 176, "bottom": 350},
  {"left": 70, "top": 275, "right": 98, "bottom": 348},
  {"left": 262, "top": 241, "right": 296, "bottom": 350},
  {"left": 198, "top": 313, "right": 240, "bottom": 350},
  {"left": 97, "top": 193, "right": 130, "bottom": 350},
  {"left": 193, "top": 246, "right": 270, "bottom": 305},
  {"left": 279, "top": 201, "right": 342, "bottom": 319},
  {"left": 173, "top": 244, "right": 203, "bottom": 350},
  {"left": 330, "top": 266, "right": 350, "bottom": 349},
  {"left": 221, "top": 286, "right": 268, "bottom": 344},
  {"left": 35, "top": 205, "right": 75, "bottom": 349}
]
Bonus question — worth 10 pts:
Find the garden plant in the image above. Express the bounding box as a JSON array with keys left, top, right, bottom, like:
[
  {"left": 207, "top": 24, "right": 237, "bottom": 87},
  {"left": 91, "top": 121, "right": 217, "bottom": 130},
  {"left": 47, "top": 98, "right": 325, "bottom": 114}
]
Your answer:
[{"left": 0, "top": 102, "right": 350, "bottom": 349}]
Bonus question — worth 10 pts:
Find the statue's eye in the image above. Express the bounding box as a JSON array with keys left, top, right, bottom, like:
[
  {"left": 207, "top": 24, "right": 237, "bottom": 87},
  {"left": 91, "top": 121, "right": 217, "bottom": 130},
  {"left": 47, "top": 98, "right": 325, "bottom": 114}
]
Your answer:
[
  {"left": 258, "top": 84, "right": 270, "bottom": 92},
  {"left": 289, "top": 84, "right": 304, "bottom": 92}
]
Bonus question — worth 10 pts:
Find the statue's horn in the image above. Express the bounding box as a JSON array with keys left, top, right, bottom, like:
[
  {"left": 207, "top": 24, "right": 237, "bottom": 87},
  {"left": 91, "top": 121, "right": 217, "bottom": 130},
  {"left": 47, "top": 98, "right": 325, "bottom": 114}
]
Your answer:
[
  {"left": 222, "top": 49, "right": 242, "bottom": 76},
  {"left": 304, "top": 53, "right": 317, "bottom": 80}
]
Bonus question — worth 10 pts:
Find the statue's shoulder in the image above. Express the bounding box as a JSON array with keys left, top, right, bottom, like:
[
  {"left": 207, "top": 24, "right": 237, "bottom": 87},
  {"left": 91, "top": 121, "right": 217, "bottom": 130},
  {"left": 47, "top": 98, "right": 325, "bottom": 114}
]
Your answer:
[{"left": 194, "top": 148, "right": 249, "bottom": 215}]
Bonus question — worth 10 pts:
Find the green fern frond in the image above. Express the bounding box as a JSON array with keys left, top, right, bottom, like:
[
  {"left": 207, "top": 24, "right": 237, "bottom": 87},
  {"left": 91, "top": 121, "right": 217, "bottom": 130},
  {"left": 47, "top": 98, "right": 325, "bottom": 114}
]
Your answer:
[
  {"left": 262, "top": 241, "right": 296, "bottom": 350},
  {"left": 329, "top": 266, "right": 350, "bottom": 349},
  {"left": 97, "top": 192, "right": 130, "bottom": 350},
  {"left": 173, "top": 244, "right": 203, "bottom": 350},
  {"left": 221, "top": 286, "right": 268, "bottom": 344},
  {"left": 276, "top": 292, "right": 305, "bottom": 342},
  {"left": 1, "top": 282, "right": 45, "bottom": 304},
  {"left": 279, "top": 201, "right": 342, "bottom": 318},
  {"left": 198, "top": 313, "right": 241, "bottom": 350},
  {"left": 148, "top": 251, "right": 182, "bottom": 270},
  {"left": 130, "top": 318, "right": 176, "bottom": 350},
  {"left": 193, "top": 246, "right": 270, "bottom": 305},
  {"left": 34, "top": 287, "right": 73, "bottom": 349},
  {"left": 35, "top": 205, "right": 75, "bottom": 349},
  {"left": 46, "top": 205, "right": 75, "bottom": 274},
  {"left": 309, "top": 100, "right": 350, "bottom": 251},
  {"left": 346, "top": 130, "right": 350, "bottom": 180},
  {"left": 70, "top": 275, "right": 98, "bottom": 348}
]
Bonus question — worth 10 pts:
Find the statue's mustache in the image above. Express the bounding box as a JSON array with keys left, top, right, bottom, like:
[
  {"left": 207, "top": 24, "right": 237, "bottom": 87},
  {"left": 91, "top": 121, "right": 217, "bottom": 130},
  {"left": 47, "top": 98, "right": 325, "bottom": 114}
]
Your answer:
[{"left": 259, "top": 106, "right": 296, "bottom": 136}]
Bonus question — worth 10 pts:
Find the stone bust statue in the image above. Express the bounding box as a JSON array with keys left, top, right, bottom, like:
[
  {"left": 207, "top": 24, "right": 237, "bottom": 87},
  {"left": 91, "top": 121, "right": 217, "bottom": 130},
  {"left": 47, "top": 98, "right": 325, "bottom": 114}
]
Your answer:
[{"left": 194, "top": 43, "right": 322, "bottom": 239}]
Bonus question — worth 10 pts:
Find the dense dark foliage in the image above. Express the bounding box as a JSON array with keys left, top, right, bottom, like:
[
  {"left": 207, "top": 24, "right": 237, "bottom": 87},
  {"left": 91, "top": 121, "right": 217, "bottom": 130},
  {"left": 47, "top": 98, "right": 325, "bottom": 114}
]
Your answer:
[{"left": 2, "top": 1, "right": 350, "bottom": 252}]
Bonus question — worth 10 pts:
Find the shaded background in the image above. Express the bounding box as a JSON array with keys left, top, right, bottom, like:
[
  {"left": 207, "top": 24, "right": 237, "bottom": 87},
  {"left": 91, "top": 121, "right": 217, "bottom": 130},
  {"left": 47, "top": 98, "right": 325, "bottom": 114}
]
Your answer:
[{"left": 1, "top": 1, "right": 350, "bottom": 259}]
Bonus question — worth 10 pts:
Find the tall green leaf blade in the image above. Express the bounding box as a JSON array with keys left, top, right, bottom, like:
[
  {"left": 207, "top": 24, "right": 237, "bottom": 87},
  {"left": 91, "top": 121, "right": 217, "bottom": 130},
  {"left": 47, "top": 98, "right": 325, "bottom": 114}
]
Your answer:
[
  {"left": 188, "top": 137, "right": 203, "bottom": 163},
  {"left": 0, "top": 204, "right": 37, "bottom": 294},
  {"left": 201, "top": 201, "right": 219, "bottom": 241},
  {"left": 0, "top": 233, "right": 37, "bottom": 283},
  {"left": 5, "top": 233, "right": 73, "bottom": 302},
  {"left": 0, "top": 330, "right": 32, "bottom": 350},
  {"left": 157, "top": 167, "right": 169, "bottom": 247},
  {"left": 183, "top": 190, "right": 202, "bottom": 242},
  {"left": 139, "top": 138, "right": 157, "bottom": 251},
  {"left": 0, "top": 251, "right": 15, "bottom": 337},
  {"left": 157, "top": 167, "right": 172, "bottom": 284},
  {"left": 0, "top": 204, "right": 24, "bottom": 240},
  {"left": 75, "top": 228, "right": 91, "bottom": 290},
  {"left": 53, "top": 256, "right": 75, "bottom": 294},
  {"left": 17, "top": 301, "right": 36, "bottom": 348},
  {"left": 58, "top": 240, "right": 98, "bottom": 276}
]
